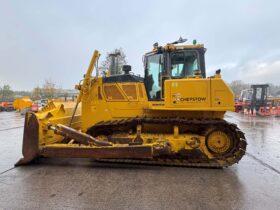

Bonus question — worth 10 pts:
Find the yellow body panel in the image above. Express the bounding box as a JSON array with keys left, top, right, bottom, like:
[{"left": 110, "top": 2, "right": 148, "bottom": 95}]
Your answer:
[
  {"left": 165, "top": 78, "right": 211, "bottom": 108},
  {"left": 81, "top": 78, "right": 148, "bottom": 131},
  {"left": 159, "top": 77, "right": 235, "bottom": 111},
  {"left": 80, "top": 75, "right": 234, "bottom": 132}
]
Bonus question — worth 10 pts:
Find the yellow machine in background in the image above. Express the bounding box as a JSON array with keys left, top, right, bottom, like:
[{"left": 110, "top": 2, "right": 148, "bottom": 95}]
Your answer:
[
  {"left": 13, "top": 96, "right": 33, "bottom": 110},
  {"left": 16, "top": 38, "right": 246, "bottom": 167}
]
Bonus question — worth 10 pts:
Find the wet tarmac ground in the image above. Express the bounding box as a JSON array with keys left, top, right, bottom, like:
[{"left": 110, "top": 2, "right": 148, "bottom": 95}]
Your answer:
[{"left": 0, "top": 112, "right": 279, "bottom": 210}]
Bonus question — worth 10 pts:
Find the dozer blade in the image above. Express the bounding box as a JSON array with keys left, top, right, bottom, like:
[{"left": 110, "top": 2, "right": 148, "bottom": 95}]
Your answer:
[
  {"left": 15, "top": 112, "right": 156, "bottom": 166},
  {"left": 15, "top": 112, "right": 40, "bottom": 166},
  {"left": 40, "top": 145, "right": 153, "bottom": 159}
]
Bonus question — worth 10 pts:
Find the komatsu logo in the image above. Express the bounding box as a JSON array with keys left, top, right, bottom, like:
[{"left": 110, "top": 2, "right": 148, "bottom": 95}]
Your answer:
[{"left": 179, "top": 97, "right": 207, "bottom": 102}]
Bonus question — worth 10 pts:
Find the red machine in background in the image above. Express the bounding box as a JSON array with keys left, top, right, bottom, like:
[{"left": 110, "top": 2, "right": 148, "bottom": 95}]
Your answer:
[
  {"left": 235, "top": 88, "right": 252, "bottom": 113},
  {"left": 235, "top": 84, "right": 280, "bottom": 117},
  {"left": 270, "top": 98, "right": 280, "bottom": 117},
  {"left": 0, "top": 101, "right": 15, "bottom": 112}
]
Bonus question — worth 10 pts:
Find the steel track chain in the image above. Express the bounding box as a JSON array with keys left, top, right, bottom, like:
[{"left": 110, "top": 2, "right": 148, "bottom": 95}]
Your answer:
[{"left": 87, "top": 117, "right": 247, "bottom": 168}]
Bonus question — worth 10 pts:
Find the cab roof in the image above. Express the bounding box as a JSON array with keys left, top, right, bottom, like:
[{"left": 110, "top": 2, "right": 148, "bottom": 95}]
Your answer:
[{"left": 145, "top": 43, "right": 205, "bottom": 55}]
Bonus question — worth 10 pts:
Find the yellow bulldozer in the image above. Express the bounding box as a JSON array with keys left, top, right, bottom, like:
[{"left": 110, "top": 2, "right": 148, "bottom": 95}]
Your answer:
[{"left": 16, "top": 38, "right": 247, "bottom": 167}]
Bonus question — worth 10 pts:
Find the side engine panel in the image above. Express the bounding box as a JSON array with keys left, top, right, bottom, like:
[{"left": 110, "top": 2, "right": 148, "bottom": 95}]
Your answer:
[
  {"left": 162, "top": 78, "right": 234, "bottom": 111},
  {"left": 81, "top": 78, "right": 148, "bottom": 131}
]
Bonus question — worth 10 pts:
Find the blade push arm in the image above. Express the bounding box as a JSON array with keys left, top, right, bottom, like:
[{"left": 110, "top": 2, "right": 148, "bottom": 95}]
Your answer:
[{"left": 69, "top": 50, "right": 100, "bottom": 126}]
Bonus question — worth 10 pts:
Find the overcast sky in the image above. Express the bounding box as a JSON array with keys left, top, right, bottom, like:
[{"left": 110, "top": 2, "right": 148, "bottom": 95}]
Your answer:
[{"left": 1, "top": 0, "right": 280, "bottom": 90}]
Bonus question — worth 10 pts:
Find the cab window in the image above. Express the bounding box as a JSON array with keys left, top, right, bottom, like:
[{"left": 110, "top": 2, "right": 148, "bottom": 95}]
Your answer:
[
  {"left": 145, "top": 54, "right": 163, "bottom": 100},
  {"left": 171, "top": 51, "right": 199, "bottom": 78}
]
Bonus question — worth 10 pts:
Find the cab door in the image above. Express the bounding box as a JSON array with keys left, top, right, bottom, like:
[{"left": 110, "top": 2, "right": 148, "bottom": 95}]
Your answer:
[{"left": 145, "top": 53, "right": 165, "bottom": 101}]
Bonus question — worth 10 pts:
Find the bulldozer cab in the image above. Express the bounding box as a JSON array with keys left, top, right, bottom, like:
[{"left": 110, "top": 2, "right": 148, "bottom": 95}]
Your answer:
[{"left": 144, "top": 43, "right": 206, "bottom": 101}]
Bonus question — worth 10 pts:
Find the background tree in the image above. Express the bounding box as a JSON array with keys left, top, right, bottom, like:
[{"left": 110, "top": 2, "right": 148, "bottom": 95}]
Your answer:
[
  {"left": 32, "top": 86, "right": 42, "bottom": 100},
  {"left": 14, "top": 90, "right": 31, "bottom": 97},
  {"left": 56, "top": 85, "right": 64, "bottom": 98},
  {"left": 101, "top": 48, "right": 127, "bottom": 75},
  {"left": 267, "top": 83, "right": 280, "bottom": 96},
  {"left": 229, "top": 80, "right": 280, "bottom": 98},
  {"left": 41, "top": 79, "right": 56, "bottom": 98},
  {"left": 229, "top": 80, "right": 250, "bottom": 97},
  {"left": 0, "top": 85, "right": 14, "bottom": 101}
]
